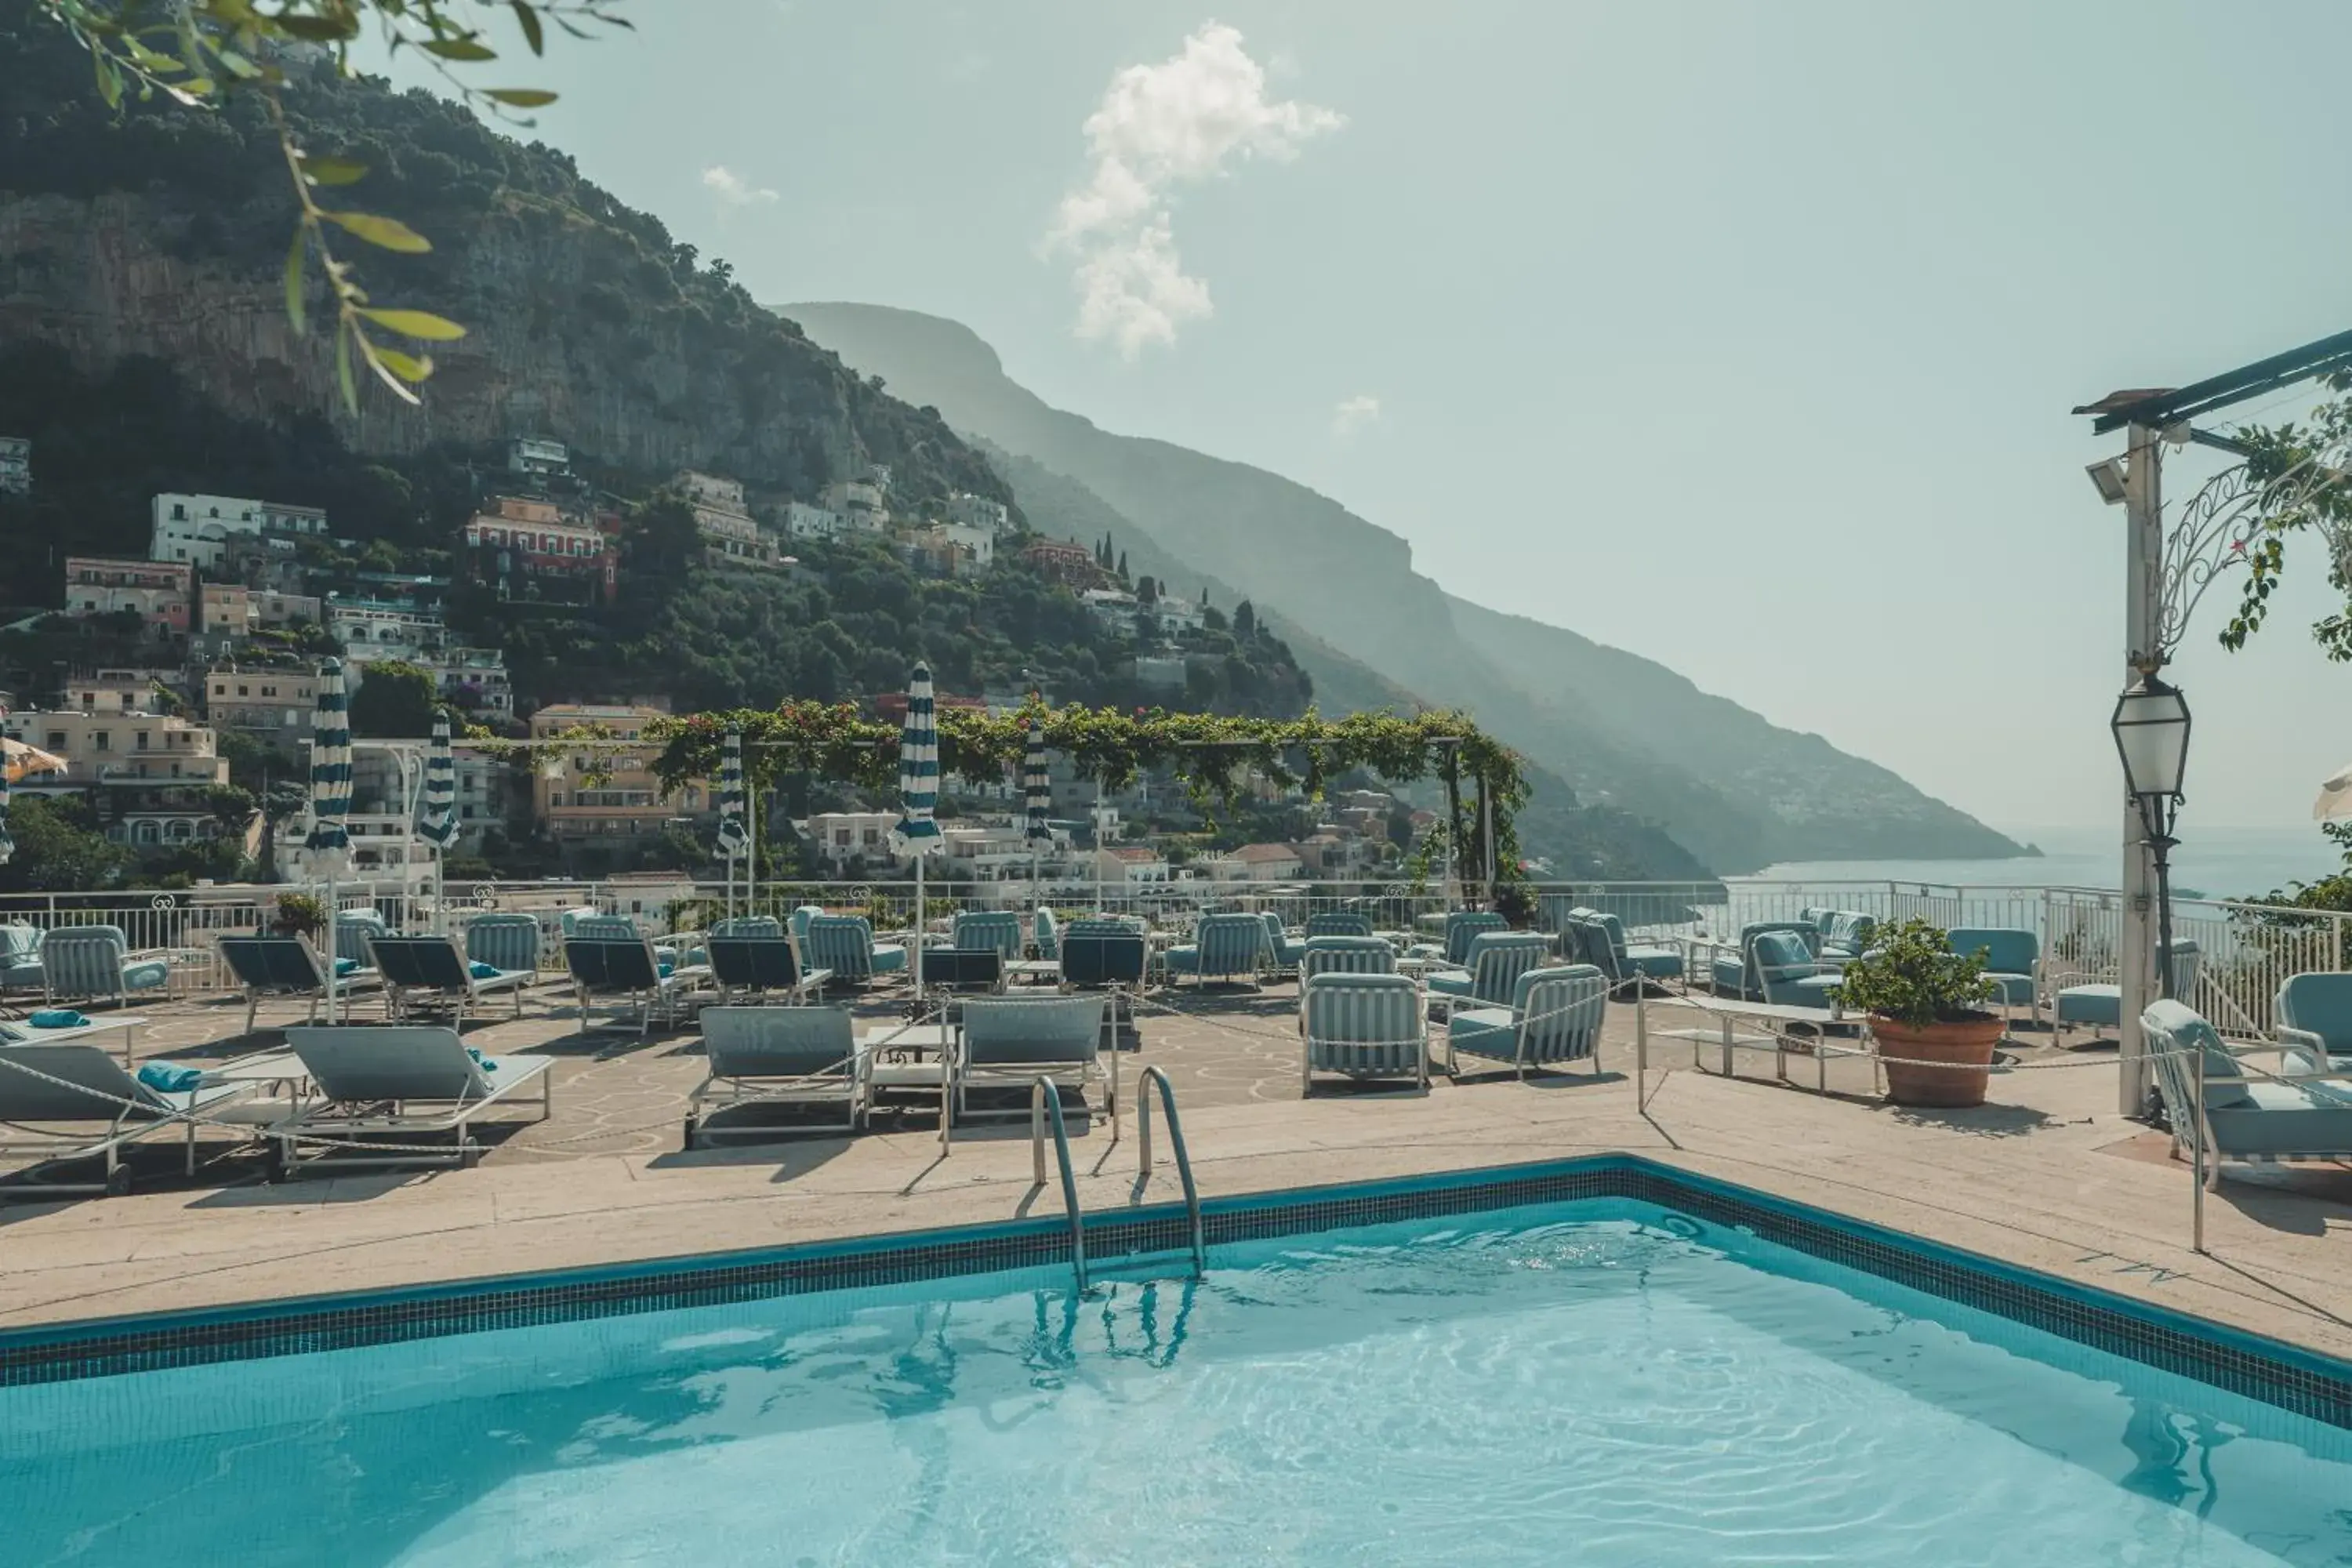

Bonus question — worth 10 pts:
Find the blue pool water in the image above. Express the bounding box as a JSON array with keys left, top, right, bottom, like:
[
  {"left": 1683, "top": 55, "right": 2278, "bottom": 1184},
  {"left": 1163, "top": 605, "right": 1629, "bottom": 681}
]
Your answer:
[{"left": 5, "top": 1200, "right": 2349, "bottom": 1566}]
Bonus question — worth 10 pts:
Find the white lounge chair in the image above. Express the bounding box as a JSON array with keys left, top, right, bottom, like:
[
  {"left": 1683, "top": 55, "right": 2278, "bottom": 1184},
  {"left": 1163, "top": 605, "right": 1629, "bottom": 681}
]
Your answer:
[
  {"left": 369, "top": 934, "right": 533, "bottom": 1023},
  {"left": 273, "top": 1025, "right": 554, "bottom": 1176},
  {"left": 687, "top": 1005, "right": 867, "bottom": 1146},
  {"left": 0, "top": 1044, "right": 264, "bottom": 1196}
]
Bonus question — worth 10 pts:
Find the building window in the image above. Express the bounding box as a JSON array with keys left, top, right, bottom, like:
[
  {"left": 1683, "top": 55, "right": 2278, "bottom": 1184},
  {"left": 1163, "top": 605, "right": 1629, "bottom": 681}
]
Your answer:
[
  {"left": 134, "top": 731, "right": 149, "bottom": 750},
  {"left": 93, "top": 731, "right": 109, "bottom": 752}
]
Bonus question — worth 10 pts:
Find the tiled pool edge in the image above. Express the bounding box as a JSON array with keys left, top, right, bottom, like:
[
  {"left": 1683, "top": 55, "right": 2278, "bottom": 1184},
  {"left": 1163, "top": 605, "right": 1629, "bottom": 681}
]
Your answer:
[{"left": 2, "top": 1152, "right": 2347, "bottom": 1429}]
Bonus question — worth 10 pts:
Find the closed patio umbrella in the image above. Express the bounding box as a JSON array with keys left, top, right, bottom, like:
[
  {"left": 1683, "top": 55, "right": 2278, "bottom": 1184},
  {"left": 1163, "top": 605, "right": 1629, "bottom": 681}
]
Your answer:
[
  {"left": 307, "top": 659, "right": 353, "bottom": 1021},
  {"left": 1024, "top": 716, "right": 1052, "bottom": 902},
  {"left": 2315, "top": 760, "right": 2352, "bottom": 821},
  {"left": 717, "top": 728, "right": 748, "bottom": 919},
  {"left": 893, "top": 663, "right": 943, "bottom": 977},
  {"left": 417, "top": 709, "right": 457, "bottom": 931}
]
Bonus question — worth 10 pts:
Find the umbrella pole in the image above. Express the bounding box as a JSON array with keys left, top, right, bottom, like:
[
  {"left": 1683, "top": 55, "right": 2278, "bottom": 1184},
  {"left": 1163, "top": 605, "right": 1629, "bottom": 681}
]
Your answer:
[
  {"left": 746, "top": 783, "right": 758, "bottom": 920},
  {"left": 321, "top": 871, "right": 337, "bottom": 1026},
  {"left": 1095, "top": 779, "right": 1107, "bottom": 917},
  {"left": 913, "top": 848, "right": 927, "bottom": 1000}
]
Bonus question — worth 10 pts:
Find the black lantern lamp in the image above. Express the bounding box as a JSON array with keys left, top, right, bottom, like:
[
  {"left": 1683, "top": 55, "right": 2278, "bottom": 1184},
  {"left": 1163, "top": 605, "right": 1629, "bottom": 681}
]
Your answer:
[{"left": 2111, "top": 673, "right": 2191, "bottom": 996}]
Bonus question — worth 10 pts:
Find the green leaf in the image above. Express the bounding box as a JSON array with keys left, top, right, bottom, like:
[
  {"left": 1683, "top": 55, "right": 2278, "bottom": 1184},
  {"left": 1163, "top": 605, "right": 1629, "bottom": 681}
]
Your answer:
[
  {"left": 372, "top": 347, "right": 435, "bottom": 384},
  {"left": 510, "top": 1, "right": 544, "bottom": 55},
  {"left": 299, "top": 154, "right": 368, "bottom": 187},
  {"left": 335, "top": 324, "right": 358, "bottom": 415},
  {"left": 93, "top": 54, "right": 123, "bottom": 110},
  {"left": 485, "top": 88, "right": 557, "bottom": 107},
  {"left": 283, "top": 227, "right": 307, "bottom": 336},
  {"left": 358, "top": 307, "right": 466, "bottom": 342},
  {"left": 423, "top": 36, "right": 498, "bottom": 61},
  {"left": 321, "top": 210, "right": 432, "bottom": 253},
  {"left": 274, "top": 14, "right": 357, "bottom": 42}
]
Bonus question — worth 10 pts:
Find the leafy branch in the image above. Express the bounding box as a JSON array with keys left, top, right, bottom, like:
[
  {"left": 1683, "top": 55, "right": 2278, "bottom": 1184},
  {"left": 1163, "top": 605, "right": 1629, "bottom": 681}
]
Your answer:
[
  {"left": 38, "top": 0, "right": 630, "bottom": 412},
  {"left": 2221, "top": 380, "right": 2352, "bottom": 659}
]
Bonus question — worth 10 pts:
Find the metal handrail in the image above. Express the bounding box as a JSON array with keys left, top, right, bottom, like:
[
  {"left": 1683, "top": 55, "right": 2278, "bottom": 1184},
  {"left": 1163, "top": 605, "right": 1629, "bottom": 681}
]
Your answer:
[
  {"left": 1131, "top": 1065, "right": 1207, "bottom": 1277},
  {"left": 1030, "top": 1076, "right": 1087, "bottom": 1292}
]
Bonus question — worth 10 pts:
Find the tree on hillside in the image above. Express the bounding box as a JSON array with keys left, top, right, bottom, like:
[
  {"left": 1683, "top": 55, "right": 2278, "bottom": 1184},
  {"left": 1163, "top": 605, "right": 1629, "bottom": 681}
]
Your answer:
[
  {"left": 39, "top": 0, "right": 630, "bottom": 412},
  {"left": 349, "top": 662, "right": 438, "bottom": 738},
  {"left": 1234, "top": 600, "right": 1256, "bottom": 640},
  {"left": 1116, "top": 550, "right": 1128, "bottom": 583},
  {"left": 0, "top": 794, "right": 133, "bottom": 892}
]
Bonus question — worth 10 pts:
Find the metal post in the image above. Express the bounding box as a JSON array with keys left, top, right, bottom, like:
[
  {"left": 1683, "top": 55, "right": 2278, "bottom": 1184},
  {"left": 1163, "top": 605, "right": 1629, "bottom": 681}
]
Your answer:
[
  {"left": 2190, "top": 1032, "right": 2206, "bottom": 1254},
  {"left": 746, "top": 779, "right": 759, "bottom": 921},
  {"left": 2118, "top": 421, "right": 2163, "bottom": 1116}
]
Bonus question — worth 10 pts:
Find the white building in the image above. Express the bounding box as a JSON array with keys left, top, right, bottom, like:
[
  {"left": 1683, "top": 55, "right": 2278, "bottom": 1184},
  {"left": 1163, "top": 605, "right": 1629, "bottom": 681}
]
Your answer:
[
  {"left": 939, "top": 522, "right": 996, "bottom": 568},
  {"left": 329, "top": 601, "right": 452, "bottom": 662},
  {"left": 509, "top": 437, "right": 569, "bottom": 476},
  {"left": 150, "top": 492, "right": 328, "bottom": 570},
  {"left": 677, "top": 469, "right": 781, "bottom": 568},
  {"left": 945, "top": 492, "right": 1010, "bottom": 534},
  {"left": 805, "top": 810, "right": 903, "bottom": 867},
  {"left": 820, "top": 479, "right": 888, "bottom": 532},
  {"left": 1149, "top": 594, "right": 1207, "bottom": 633},
  {"left": 1091, "top": 845, "right": 1171, "bottom": 884},
  {"left": 1082, "top": 588, "right": 1139, "bottom": 636},
  {"left": 785, "top": 502, "right": 851, "bottom": 542}
]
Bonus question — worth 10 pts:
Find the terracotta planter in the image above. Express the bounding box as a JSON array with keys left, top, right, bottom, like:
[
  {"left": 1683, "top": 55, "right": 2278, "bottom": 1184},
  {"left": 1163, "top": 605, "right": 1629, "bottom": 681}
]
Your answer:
[{"left": 1871, "top": 1010, "right": 2004, "bottom": 1108}]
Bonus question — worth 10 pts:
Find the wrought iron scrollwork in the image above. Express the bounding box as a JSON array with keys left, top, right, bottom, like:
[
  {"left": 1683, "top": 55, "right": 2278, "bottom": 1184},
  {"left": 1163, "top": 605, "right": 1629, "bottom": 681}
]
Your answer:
[{"left": 2156, "top": 447, "right": 2352, "bottom": 663}]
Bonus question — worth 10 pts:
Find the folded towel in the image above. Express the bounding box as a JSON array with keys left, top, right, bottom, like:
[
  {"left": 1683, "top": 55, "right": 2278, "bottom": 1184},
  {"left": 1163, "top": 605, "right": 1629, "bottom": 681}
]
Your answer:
[
  {"left": 136, "top": 1062, "right": 204, "bottom": 1094},
  {"left": 469, "top": 960, "right": 499, "bottom": 979},
  {"left": 28, "top": 1009, "right": 88, "bottom": 1029},
  {"left": 465, "top": 1046, "right": 499, "bottom": 1073},
  {"left": 334, "top": 956, "right": 361, "bottom": 978}
]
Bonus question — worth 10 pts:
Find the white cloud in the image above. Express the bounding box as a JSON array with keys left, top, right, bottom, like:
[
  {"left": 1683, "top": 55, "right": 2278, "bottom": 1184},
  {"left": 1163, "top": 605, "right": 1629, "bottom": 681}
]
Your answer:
[
  {"left": 702, "top": 165, "right": 777, "bottom": 210},
  {"left": 1047, "top": 24, "right": 1342, "bottom": 358},
  {"left": 1331, "top": 394, "right": 1381, "bottom": 439}
]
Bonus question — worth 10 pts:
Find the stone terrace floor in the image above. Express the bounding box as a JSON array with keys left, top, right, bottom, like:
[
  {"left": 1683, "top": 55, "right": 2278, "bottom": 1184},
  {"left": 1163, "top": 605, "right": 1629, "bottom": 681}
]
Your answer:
[{"left": 2, "top": 977, "right": 2347, "bottom": 1365}]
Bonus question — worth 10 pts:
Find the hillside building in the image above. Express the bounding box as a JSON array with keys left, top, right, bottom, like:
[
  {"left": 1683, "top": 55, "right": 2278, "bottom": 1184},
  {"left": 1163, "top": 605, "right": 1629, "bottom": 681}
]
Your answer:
[
  {"left": 199, "top": 583, "right": 322, "bottom": 637},
  {"left": 0, "top": 436, "right": 28, "bottom": 495},
  {"left": 204, "top": 664, "right": 321, "bottom": 735},
  {"left": 64, "top": 557, "right": 191, "bottom": 635},
  {"left": 2, "top": 707, "right": 232, "bottom": 848},
  {"left": 529, "top": 702, "right": 705, "bottom": 840},
  {"left": 462, "top": 496, "right": 617, "bottom": 604},
  {"left": 805, "top": 811, "right": 902, "bottom": 869},
  {"left": 150, "top": 493, "right": 328, "bottom": 570},
  {"left": 1022, "top": 539, "right": 1099, "bottom": 587},
  {"left": 675, "top": 469, "right": 780, "bottom": 568},
  {"left": 945, "top": 492, "right": 1010, "bottom": 534}
]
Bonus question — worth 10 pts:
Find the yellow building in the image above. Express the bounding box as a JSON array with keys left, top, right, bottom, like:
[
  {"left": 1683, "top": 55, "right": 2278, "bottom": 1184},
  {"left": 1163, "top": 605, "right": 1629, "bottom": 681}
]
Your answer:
[{"left": 528, "top": 703, "right": 707, "bottom": 840}]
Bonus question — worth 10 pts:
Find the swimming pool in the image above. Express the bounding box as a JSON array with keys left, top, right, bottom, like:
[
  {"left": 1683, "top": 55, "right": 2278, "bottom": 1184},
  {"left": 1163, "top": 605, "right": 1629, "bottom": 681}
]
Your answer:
[{"left": 4, "top": 1183, "right": 2350, "bottom": 1566}]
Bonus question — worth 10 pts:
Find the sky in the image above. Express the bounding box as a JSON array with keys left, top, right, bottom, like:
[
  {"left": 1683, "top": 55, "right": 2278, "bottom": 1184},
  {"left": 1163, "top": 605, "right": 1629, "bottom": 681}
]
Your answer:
[{"left": 370, "top": 0, "right": 2352, "bottom": 837}]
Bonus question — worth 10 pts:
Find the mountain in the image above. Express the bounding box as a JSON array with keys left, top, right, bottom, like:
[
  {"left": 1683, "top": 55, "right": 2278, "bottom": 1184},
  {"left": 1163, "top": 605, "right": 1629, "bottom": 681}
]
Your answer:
[
  {"left": 0, "top": 8, "right": 1007, "bottom": 518},
  {"left": 781, "top": 302, "right": 2027, "bottom": 874}
]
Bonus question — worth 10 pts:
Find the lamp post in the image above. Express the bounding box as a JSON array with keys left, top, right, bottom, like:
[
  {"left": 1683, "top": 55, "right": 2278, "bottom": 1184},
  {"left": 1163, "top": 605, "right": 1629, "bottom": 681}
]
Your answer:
[{"left": 2111, "top": 673, "right": 2191, "bottom": 1000}]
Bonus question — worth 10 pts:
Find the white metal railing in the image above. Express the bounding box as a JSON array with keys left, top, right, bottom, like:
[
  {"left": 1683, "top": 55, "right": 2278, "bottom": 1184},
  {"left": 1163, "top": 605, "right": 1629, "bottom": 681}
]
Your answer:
[{"left": 5, "top": 877, "right": 2348, "bottom": 1016}]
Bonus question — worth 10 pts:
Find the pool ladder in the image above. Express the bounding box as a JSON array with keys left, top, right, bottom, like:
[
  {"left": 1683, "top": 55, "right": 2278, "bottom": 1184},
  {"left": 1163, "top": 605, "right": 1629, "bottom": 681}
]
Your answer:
[{"left": 1029, "top": 1065, "right": 1206, "bottom": 1294}]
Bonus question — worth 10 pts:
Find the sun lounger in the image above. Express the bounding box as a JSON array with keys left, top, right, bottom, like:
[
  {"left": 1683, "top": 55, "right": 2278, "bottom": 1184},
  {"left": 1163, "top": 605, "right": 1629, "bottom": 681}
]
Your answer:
[
  {"left": 0, "top": 1042, "right": 265, "bottom": 1196},
  {"left": 1059, "top": 919, "right": 1148, "bottom": 989},
  {"left": 2142, "top": 998, "right": 2352, "bottom": 1189},
  {"left": 707, "top": 936, "right": 829, "bottom": 1002},
  {"left": 219, "top": 933, "right": 382, "bottom": 1033},
  {"left": 1301, "top": 971, "right": 1428, "bottom": 1093},
  {"left": 686, "top": 1005, "right": 867, "bottom": 1146},
  {"left": 564, "top": 934, "right": 708, "bottom": 1038},
  {"left": 955, "top": 993, "right": 1110, "bottom": 1123},
  {"left": 273, "top": 1025, "right": 554, "bottom": 1175},
  {"left": 370, "top": 934, "right": 532, "bottom": 1024},
  {"left": 1445, "top": 964, "right": 1608, "bottom": 1080}
]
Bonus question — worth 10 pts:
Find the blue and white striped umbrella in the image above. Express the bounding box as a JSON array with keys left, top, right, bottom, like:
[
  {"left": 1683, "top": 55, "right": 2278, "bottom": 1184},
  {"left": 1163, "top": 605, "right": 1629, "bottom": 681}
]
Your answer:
[
  {"left": 417, "top": 709, "right": 458, "bottom": 848},
  {"left": 717, "top": 728, "right": 749, "bottom": 858},
  {"left": 0, "top": 759, "right": 13, "bottom": 867},
  {"left": 1023, "top": 717, "right": 1053, "bottom": 844},
  {"left": 305, "top": 658, "right": 351, "bottom": 869},
  {"left": 892, "top": 663, "right": 942, "bottom": 856}
]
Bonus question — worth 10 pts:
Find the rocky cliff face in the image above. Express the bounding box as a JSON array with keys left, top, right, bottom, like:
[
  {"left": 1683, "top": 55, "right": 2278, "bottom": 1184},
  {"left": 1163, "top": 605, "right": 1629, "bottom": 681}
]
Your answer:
[{"left": 0, "top": 11, "right": 1008, "bottom": 512}]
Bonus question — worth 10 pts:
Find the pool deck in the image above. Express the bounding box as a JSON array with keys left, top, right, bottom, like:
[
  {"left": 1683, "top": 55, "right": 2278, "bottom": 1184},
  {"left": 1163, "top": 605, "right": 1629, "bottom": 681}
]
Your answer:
[{"left": 2, "top": 982, "right": 2347, "bottom": 1364}]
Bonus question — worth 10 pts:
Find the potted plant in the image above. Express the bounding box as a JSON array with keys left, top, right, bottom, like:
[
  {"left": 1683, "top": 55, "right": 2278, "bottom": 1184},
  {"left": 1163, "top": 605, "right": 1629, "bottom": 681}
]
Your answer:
[
  {"left": 1830, "top": 917, "right": 2003, "bottom": 1107},
  {"left": 270, "top": 891, "right": 327, "bottom": 939}
]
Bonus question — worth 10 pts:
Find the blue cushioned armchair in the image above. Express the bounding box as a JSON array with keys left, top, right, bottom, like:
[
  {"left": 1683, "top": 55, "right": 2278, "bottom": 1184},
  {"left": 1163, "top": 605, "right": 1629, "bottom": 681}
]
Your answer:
[
  {"left": 1708, "top": 921, "right": 1820, "bottom": 1000},
  {"left": 38, "top": 925, "right": 170, "bottom": 1009},
  {"left": 2053, "top": 939, "right": 2201, "bottom": 1048},
  {"left": 1444, "top": 964, "right": 1608, "bottom": 1080},
  {"left": 1301, "top": 971, "right": 1427, "bottom": 1093},
  {"left": 2143, "top": 997, "right": 2352, "bottom": 1189},
  {"left": 2275, "top": 972, "right": 2352, "bottom": 1073},
  {"left": 1165, "top": 912, "right": 1270, "bottom": 989},
  {"left": 1426, "top": 931, "right": 1552, "bottom": 1020},
  {"left": 1945, "top": 927, "right": 2038, "bottom": 1025}
]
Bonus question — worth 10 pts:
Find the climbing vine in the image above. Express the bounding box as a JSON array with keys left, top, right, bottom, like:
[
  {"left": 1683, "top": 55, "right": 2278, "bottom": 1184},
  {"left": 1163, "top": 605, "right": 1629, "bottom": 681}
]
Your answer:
[{"left": 639, "top": 703, "right": 1530, "bottom": 886}]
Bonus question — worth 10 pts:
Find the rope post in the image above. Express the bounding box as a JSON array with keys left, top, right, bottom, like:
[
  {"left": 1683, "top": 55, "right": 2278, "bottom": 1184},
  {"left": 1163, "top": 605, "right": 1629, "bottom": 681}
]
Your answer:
[{"left": 2191, "top": 1039, "right": 2207, "bottom": 1254}]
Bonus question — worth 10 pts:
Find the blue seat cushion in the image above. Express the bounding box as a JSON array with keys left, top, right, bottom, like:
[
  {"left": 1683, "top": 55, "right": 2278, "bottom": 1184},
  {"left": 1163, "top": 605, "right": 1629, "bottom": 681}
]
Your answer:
[
  {"left": 2207, "top": 1079, "right": 2352, "bottom": 1156},
  {"left": 121, "top": 959, "right": 172, "bottom": 993},
  {"left": 2056, "top": 985, "right": 2121, "bottom": 1027},
  {"left": 1983, "top": 972, "right": 2034, "bottom": 1007},
  {"left": 1784, "top": 974, "right": 1842, "bottom": 1004},
  {"left": 869, "top": 943, "right": 906, "bottom": 975},
  {"left": 1163, "top": 944, "right": 1200, "bottom": 973},
  {"left": 1446, "top": 1005, "right": 1519, "bottom": 1060},
  {"left": 1425, "top": 971, "right": 1474, "bottom": 999},
  {"left": 1624, "top": 946, "right": 1683, "bottom": 979},
  {"left": 1709, "top": 956, "right": 1748, "bottom": 995}
]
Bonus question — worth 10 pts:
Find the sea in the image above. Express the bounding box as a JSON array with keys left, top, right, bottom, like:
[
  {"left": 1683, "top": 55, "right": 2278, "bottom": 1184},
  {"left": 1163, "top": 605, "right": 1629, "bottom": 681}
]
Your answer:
[{"left": 1739, "top": 823, "right": 2339, "bottom": 904}]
